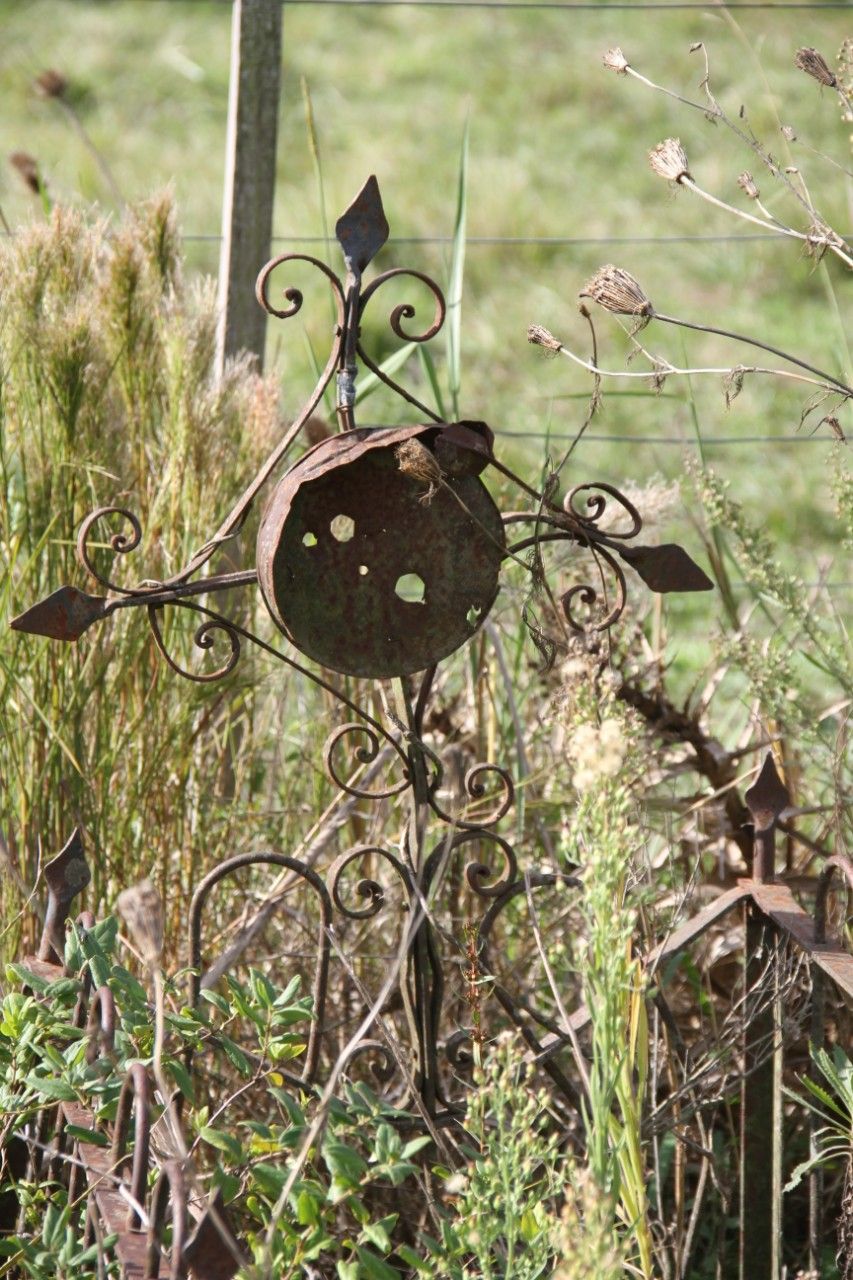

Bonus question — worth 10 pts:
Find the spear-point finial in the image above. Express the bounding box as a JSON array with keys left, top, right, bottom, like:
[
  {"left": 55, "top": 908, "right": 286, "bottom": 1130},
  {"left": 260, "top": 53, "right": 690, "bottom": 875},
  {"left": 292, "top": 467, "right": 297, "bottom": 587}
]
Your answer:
[
  {"left": 10, "top": 585, "right": 110, "bottom": 642},
  {"left": 335, "top": 175, "right": 389, "bottom": 274},
  {"left": 745, "top": 752, "right": 790, "bottom": 833},
  {"left": 39, "top": 828, "right": 91, "bottom": 963}
]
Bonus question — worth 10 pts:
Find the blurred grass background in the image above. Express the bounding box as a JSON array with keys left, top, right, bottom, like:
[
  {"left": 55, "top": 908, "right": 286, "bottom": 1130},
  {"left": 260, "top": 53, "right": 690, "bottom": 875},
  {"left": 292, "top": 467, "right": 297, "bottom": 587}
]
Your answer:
[{"left": 0, "top": 0, "right": 849, "bottom": 681}]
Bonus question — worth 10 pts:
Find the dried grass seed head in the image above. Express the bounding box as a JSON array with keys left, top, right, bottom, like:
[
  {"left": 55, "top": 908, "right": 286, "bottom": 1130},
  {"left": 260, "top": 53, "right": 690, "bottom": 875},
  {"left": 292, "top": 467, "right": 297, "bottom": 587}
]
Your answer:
[
  {"left": 603, "top": 47, "right": 629, "bottom": 74},
  {"left": 737, "top": 171, "right": 760, "bottom": 200},
  {"left": 648, "top": 138, "right": 691, "bottom": 184},
  {"left": 794, "top": 47, "right": 837, "bottom": 88},
  {"left": 579, "top": 265, "right": 653, "bottom": 319},
  {"left": 527, "top": 324, "right": 562, "bottom": 354},
  {"left": 9, "top": 151, "right": 42, "bottom": 195},
  {"left": 396, "top": 437, "right": 444, "bottom": 504},
  {"left": 117, "top": 878, "right": 164, "bottom": 966},
  {"left": 34, "top": 69, "right": 68, "bottom": 100}
]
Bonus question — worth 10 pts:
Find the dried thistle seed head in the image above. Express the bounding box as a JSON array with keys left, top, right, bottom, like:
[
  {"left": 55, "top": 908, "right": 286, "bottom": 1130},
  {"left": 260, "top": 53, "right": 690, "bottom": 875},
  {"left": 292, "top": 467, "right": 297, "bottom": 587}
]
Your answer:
[
  {"left": 781, "top": 124, "right": 797, "bottom": 142},
  {"left": 648, "top": 138, "right": 691, "bottom": 183},
  {"left": 528, "top": 324, "right": 562, "bottom": 354},
  {"left": 9, "top": 151, "right": 42, "bottom": 195},
  {"left": 794, "top": 47, "right": 837, "bottom": 88},
  {"left": 117, "top": 879, "right": 164, "bottom": 965},
  {"left": 396, "top": 438, "right": 444, "bottom": 505},
  {"left": 737, "top": 171, "right": 760, "bottom": 200},
  {"left": 603, "top": 47, "right": 629, "bottom": 74},
  {"left": 579, "top": 265, "right": 653, "bottom": 318},
  {"left": 34, "top": 69, "right": 68, "bottom": 100}
]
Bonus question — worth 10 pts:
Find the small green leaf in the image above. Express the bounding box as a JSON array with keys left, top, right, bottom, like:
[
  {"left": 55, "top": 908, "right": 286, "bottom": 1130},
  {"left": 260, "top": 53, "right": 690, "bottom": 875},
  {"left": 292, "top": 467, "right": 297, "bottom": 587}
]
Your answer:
[
  {"left": 65, "top": 1124, "right": 109, "bottom": 1147},
  {"left": 24, "top": 1074, "right": 77, "bottom": 1101},
  {"left": 200, "top": 989, "right": 231, "bottom": 1015},
  {"left": 200, "top": 1125, "right": 243, "bottom": 1161},
  {"left": 355, "top": 1245, "right": 400, "bottom": 1280}
]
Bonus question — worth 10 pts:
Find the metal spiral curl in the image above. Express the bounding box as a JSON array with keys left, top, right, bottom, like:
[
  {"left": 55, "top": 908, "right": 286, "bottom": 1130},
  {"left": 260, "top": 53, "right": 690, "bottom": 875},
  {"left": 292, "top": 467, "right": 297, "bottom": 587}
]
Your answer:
[
  {"left": 427, "top": 762, "right": 515, "bottom": 831},
  {"left": 255, "top": 252, "right": 346, "bottom": 325},
  {"left": 327, "top": 845, "right": 413, "bottom": 919},
  {"left": 146, "top": 604, "right": 241, "bottom": 684},
  {"left": 76, "top": 506, "right": 149, "bottom": 596},
  {"left": 324, "top": 723, "right": 410, "bottom": 800},
  {"left": 564, "top": 481, "right": 643, "bottom": 540},
  {"left": 358, "top": 268, "right": 446, "bottom": 343},
  {"left": 561, "top": 543, "right": 628, "bottom": 634},
  {"left": 444, "top": 1030, "right": 475, "bottom": 1071},
  {"left": 344, "top": 1039, "right": 397, "bottom": 1085},
  {"left": 423, "top": 829, "right": 518, "bottom": 898}
]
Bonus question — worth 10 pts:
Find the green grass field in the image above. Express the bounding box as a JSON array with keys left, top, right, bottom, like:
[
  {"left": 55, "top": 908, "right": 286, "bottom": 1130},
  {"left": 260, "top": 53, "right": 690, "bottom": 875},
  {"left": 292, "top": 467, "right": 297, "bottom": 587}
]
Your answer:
[{"left": 0, "top": 0, "right": 850, "bottom": 677}]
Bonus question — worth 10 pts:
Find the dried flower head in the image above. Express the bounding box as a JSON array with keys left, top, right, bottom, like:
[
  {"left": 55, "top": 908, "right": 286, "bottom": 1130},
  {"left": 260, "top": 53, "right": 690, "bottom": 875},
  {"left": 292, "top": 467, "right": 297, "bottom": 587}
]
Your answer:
[
  {"left": 304, "top": 414, "right": 332, "bottom": 445},
  {"left": 117, "top": 879, "right": 164, "bottom": 966},
  {"left": 794, "top": 47, "right": 837, "bottom": 88},
  {"left": 781, "top": 124, "right": 797, "bottom": 142},
  {"left": 34, "top": 69, "right": 68, "bottom": 100},
  {"left": 603, "top": 47, "right": 629, "bottom": 74},
  {"left": 9, "top": 151, "right": 42, "bottom": 195},
  {"left": 579, "top": 265, "right": 653, "bottom": 319},
  {"left": 737, "top": 171, "right": 760, "bottom": 200},
  {"left": 396, "top": 438, "right": 444, "bottom": 505},
  {"left": 527, "top": 324, "right": 562, "bottom": 354},
  {"left": 648, "top": 138, "right": 691, "bottom": 183}
]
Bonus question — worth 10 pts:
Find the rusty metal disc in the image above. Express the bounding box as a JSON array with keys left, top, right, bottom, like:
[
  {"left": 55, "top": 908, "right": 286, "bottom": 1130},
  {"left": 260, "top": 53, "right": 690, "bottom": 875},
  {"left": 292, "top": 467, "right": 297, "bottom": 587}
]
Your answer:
[{"left": 257, "top": 423, "right": 505, "bottom": 678}]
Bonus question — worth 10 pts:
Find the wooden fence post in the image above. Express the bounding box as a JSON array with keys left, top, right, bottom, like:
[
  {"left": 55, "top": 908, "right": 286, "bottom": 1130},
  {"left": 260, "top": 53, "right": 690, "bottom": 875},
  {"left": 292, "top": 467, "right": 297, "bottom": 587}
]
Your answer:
[{"left": 216, "top": 0, "right": 283, "bottom": 377}]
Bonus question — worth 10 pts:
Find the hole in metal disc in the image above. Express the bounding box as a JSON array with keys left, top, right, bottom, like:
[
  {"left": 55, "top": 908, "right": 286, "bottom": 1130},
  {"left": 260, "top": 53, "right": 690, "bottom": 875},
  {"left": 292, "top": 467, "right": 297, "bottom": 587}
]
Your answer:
[
  {"left": 358, "top": 564, "right": 369, "bottom": 576},
  {"left": 330, "top": 514, "right": 355, "bottom": 542},
  {"left": 395, "top": 572, "right": 426, "bottom": 604},
  {"left": 302, "top": 531, "right": 318, "bottom": 547},
  {"left": 466, "top": 604, "right": 482, "bottom": 627}
]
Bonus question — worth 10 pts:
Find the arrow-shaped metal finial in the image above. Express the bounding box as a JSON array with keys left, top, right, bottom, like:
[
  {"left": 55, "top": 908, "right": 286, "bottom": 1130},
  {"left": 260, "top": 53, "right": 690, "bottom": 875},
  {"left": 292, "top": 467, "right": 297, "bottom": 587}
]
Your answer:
[
  {"left": 39, "top": 828, "right": 91, "bottom": 963},
  {"left": 335, "top": 175, "right": 389, "bottom": 273},
  {"left": 10, "top": 585, "right": 110, "bottom": 642},
  {"left": 745, "top": 752, "right": 790, "bottom": 833}
]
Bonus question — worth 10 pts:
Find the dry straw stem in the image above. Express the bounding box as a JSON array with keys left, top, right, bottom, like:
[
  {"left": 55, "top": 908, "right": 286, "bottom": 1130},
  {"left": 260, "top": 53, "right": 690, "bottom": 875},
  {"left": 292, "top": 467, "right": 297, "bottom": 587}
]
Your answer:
[
  {"left": 533, "top": 268, "right": 853, "bottom": 409},
  {"left": 645, "top": 136, "right": 853, "bottom": 270},
  {"left": 610, "top": 45, "right": 853, "bottom": 268}
]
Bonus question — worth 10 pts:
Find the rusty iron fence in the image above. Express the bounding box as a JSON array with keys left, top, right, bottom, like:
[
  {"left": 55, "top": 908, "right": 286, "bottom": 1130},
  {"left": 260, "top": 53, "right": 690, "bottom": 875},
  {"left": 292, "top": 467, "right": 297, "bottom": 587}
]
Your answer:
[{"left": 4, "top": 178, "right": 852, "bottom": 1279}]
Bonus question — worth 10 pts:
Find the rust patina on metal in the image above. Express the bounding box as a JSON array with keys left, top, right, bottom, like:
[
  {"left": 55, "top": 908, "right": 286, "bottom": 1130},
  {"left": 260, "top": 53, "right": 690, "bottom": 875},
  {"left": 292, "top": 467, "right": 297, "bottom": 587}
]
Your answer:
[{"left": 257, "top": 421, "right": 504, "bottom": 677}]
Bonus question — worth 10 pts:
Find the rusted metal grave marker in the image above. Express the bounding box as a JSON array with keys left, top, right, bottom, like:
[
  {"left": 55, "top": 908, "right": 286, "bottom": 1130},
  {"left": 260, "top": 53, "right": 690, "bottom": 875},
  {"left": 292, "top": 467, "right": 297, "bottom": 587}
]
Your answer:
[{"left": 25, "top": 178, "right": 848, "bottom": 1280}]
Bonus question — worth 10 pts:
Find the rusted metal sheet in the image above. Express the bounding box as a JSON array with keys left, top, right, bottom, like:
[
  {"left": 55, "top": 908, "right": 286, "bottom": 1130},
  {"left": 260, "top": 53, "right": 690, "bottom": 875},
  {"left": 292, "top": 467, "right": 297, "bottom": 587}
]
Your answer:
[
  {"left": 751, "top": 881, "right": 853, "bottom": 1000},
  {"left": 256, "top": 423, "right": 505, "bottom": 678}
]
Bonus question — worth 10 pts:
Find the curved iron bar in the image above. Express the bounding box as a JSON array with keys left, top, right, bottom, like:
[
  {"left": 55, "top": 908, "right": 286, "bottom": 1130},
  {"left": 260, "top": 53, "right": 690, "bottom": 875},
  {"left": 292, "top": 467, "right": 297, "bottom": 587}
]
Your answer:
[
  {"left": 145, "top": 1159, "right": 188, "bottom": 1280},
  {"left": 146, "top": 605, "right": 241, "bottom": 685},
  {"left": 564, "top": 481, "right": 643, "bottom": 539},
  {"left": 354, "top": 267, "right": 447, "bottom": 424},
  {"left": 358, "top": 268, "right": 446, "bottom": 343},
  {"left": 109, "top": 1063, "right": 152, "bottom": 1231},
  {"left": 84, "top": 985, "right": 117, "bottom": 1063},
  {"left": 327, "top": 845, "right": 414, "bottom": 919},
  {"left": 426, "top": 763, "right": 515, "bottom": 832},
  {"left": 506, "top": 526, "right": 630, "bottom": 634},
  {"left": 76, "top": 507, "right": 147, "bottom": 597},
  {"left": 343, "top": 1038, "right": 397, "bottom": 1085},
  {"left": 814, "top": 854, "right": 853, "bottom": 945},
  {"left": 478, "top": 872, "right": 584, "bottom": 1111},
  {"left": 72, "top": 255, "right": 348, "bottom": 607},
  {"left": 187, "top": 852, "right": 332, "bottom": 1084},
  {"left": 561, "top": 542, "right": 627, "bottom": 634},
  {"left": 145, "top": 599, "right": 410, "bottom": 768},
  {"left": 422, "top": 828, "right": 519, "bottom": 899},
  {"left": 324, "top": 724, "right": 410, "bottom": 800}
]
